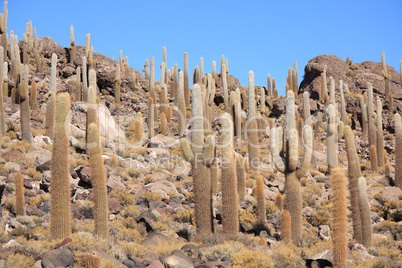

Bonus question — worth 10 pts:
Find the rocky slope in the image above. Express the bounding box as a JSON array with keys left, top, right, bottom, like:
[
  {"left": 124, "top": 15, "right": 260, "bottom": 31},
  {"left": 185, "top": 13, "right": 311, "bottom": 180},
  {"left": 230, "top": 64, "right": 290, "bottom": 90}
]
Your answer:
[{"left": 0, "top": 33, "right": 401, "bottom": 268}]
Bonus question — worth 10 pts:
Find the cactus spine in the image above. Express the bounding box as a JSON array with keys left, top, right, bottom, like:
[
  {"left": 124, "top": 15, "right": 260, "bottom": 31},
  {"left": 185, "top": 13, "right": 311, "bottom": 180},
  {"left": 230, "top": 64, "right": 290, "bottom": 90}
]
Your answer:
[
  {"left": 331, "top": 166, "right": 348, "bottom": 268},
  {"left": 180, "top": 84, "right": 215, "bottom": 239},
  {"left": 358, "top": 177, "right": 372, "bottom": 248},
  {"left": 87, "top": 122, "right": 108, "bottom": 238},
  {"left": 14, "top": 172, "right": 25, "bottom": 216},
  {"left": 50, "top": 93, "right": 72, "bottom": 240},
  {"left": 394, "top": 113, "right": 402, "bottom": 188},
  {"left": 270, "top": 90, "right": 312, "bottom": 243},
  {"left": 220, "top": 112, "right": 239, "bottom": 236}
]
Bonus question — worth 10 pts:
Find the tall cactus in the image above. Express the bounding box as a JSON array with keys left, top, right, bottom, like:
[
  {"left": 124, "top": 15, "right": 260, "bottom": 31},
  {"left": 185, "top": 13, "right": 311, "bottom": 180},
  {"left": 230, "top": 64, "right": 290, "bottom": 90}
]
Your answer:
[
  {"left": 177, "top": 71, "right": 186, "bottom": 135},
  {"left": 376, "top": 98, "right": 384, "bottom": 168},
  {"left": 220, "top": 112, "right": 239, "bottom": 236},
  {"left": 0, "top": 1, "right": 8, "bottom": 61},
  {"left": 367, "top": 83, "right": 376, "bottom": 148},
  {"left": 327, "top": 103, "right": 338, "bottom": 171},
  {"left": 50, "top": 93, "right": 72, "bottom": 240},
  {"left": 381, "top": 52, "right": 391, "bottom": 97},
  {"left": 358, "top": 176, "right": 372, "bottom": 248},
  {"left": 87, "top": 122, "right": 108, "bottom": 238},
  {"left": 142, "top": 59, "right": 149, "bottom": 80},
  {"left": 19, "top": 82, "right": 31, "bottom": 144},
  {"left": 344, "top": 126, "right": 363, "bottom": 243},
  {"left": 184, "top": 52, "right": 190, "bottom": 107},
  {"left": 69, "top": 25, "right": 75, "bottom": 64},
  {"left": 180, "top": 84, "right": 215, "bottom": 240},
  {"left": 45, "top": 53, "right": 57, "bottom": 139},
  {"left": 394, "top": 113, "right": 402, "bottom": 188},
  {"left": 14, "top": 172, "right": 25, "bottom": 216},
  {"left": 114, "top": 63, "right": 121, "bottom": 105},
  {"left": 247, "top": 71, "right": 259, "bottom": 172},
  {"left": 331, "top": 166, "right": 348, "bottom": 268},
  {"left": 0, "top": 46, "right": 4, "bottom": 137},
  {"left": 270, "top": 90, "right": 312, "bottom": 243}
]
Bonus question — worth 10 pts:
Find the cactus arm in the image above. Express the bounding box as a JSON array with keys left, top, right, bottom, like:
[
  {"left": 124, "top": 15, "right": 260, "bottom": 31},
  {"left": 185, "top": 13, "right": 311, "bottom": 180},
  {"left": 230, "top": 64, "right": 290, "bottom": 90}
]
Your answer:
[
  {"left": 180, "top": 137, "right": 194, "bottom": 162},
  {"left": 296, "top": 125, "right": 313, "bottom": 178}
]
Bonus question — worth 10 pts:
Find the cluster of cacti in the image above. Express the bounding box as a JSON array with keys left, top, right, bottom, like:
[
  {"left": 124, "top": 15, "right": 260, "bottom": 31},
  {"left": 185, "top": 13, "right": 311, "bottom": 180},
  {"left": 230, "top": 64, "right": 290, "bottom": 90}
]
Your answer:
[{"left": 270, "top": 90, "right": 312, "bottom": 243}]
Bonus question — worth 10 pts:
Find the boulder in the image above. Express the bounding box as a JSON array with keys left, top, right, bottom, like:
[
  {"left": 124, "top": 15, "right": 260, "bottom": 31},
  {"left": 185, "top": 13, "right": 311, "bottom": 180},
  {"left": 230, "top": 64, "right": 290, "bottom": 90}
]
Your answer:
[{"left": 41, "top": 246, "right": 74, "bottom": 268}]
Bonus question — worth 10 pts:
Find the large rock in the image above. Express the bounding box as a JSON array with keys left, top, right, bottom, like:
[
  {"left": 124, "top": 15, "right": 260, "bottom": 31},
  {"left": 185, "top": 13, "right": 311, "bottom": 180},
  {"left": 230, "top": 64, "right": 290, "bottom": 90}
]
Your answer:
[{"left": 41, "top": 246, "right": 74, "bottom": 268}]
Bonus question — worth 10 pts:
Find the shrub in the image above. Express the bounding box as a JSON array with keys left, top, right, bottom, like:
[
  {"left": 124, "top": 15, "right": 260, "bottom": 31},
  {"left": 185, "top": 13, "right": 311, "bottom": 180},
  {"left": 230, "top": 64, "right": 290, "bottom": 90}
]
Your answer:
[
  {"left": 232, "top": 249, "right": 274, "bottom": 268},
  {"left": 109, "top": 189, "right": 135, "bottom": 206}
]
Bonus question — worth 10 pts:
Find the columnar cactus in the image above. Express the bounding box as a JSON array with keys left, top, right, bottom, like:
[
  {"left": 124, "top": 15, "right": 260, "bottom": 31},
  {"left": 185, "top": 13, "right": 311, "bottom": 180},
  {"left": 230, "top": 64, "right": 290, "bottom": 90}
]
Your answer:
[
  {"left": 134, "top": 119, "right": 143, "bottom": 143},
  {"left": 235, "top": 153, "right": 246, "bottom": 202},
  {"left": 256, "top": 173, "right": 266, "bottom": 224},
  {"left": 331, "top": 166, "right": 348, "bottom": 268},
  {"left": 0, "top": 46, "right": 4, "bottom": 137},
  {"left": 327, "top": 103, "right": 338, "bottom": 171},
  {"left": 369, "top": 145, "right": 378, "bottom": 172},
  {"left": 381, "top": 52, "right": 391, "bottom": 97},
  {"left": 339, "top": 80, "right": 347, "bottom": 125},
  {"left": 280, "top": 210, "right": 291, "bottom": 241},
  {"left": 359, "top": 95, "right": 368, "bottom": 139},
  {"left": 87, "top": 122, "right": 108, "bottom": 238},
  {"left": 184, "top": 52, "right": 190, "bottom": 107},
  {"left": 267, "top": 73, "right": 272, "bottom": 97},
  {"left": 344, "top": 126, "right": 363, "bottom": 243},
  {"left": 163, "top": 46, "right": 167, "bottom": 83},
  {"left": 367, "top": 83, "right": 376, "bottom": 148},
  {"left": 222, "top": 63, "right": 229, "bottom": 113},
  {"left": 177, "top": 71, "right": 186, "bottom": 135},
  {"left": 33, "top": 27, "right": 43, "bottom": 72},
  {"left": 114, "top": 64, "right": 121, "bottom": 105},
  {"left": 14, "top": 172, "right": 25, "bottom": 216},
  {"left": 321, "top": 65, "right": 328, "bottom": 102},
  {"left": 0, "top": 1, "right": 8, "bottom": 61},
  {"left": 376, "top": 98, "right": 384, "bottom": 168},
  {"left": 180, "top": 84, "right": 215, "bottom": 240},
  {"left": 50, "top": 93, "right": 72, "bottom": 240},
  {"left": 147, "top": 97, "right": 155, "bottom": 139},
  {"left": 160, "top": 112, "right": 167, "bottom": 136},
  {"left": 270, "top": 90, "right": 312, "bottom": 243},
  {"left": 358, "top": 176, "right": 372, "bottom": 248},
  {"left": 247, "top": 71, "right": 259, "bottom": 172},
  {"left": 75, "top": 67, "right": 81, "bottom": 101},
  {"left": 220, "top": 112, "right": 239, "bottom": 236},
  {"left": 292, "top": 62, "right": 298, "bottom": 93},
  {"left": 142, "top": 59, "right": 149, "bottom": 80},
  {"left": 45, "top": 54, "right": 57, "bottom": 139},
  {"left": 275, "top": 193, "right": 283, "bottom": 211},
  {"left": 19, "top": 82, "right": 31, "bottom": 144},
  {"left": 82, "top": 56, "right": 88, "bottom": 102},
  {"left": 69, "top": 25, "right": 75, "bottom": 64},
  {"left": 395, "top": 113, "right": 402, "bottom": 188}
]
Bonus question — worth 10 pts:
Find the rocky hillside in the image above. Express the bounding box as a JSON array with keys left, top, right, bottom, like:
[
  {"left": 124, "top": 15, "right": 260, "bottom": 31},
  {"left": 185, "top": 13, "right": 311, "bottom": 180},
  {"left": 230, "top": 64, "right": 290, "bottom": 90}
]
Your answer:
[{"left": 0, "top": 13, "right": 402, "bottom": 268}]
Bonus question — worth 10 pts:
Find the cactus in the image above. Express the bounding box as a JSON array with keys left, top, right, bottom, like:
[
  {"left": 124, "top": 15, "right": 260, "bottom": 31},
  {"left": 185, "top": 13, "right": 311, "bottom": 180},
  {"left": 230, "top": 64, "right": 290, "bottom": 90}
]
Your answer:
[
  {"left": 247, "top": 71, "right": 259, "bottom": 172},
  {"left": 339, "top": 80, "right": 347, "bottom": 125},
  {"left": 331, "top": 166, "right": 348, "bottom": 268},
  {"left": 75, "top": 67, "right": 81, "bottom": 101},
  {"left": 180, "top": 84, "right": 215, "bottom": 240},
  {"left": 114, "top": 64, "right": 121, "bottom": 105},
  {"left": 45, "top": 54, "right": 58, "bottom": 139},
  {"left": 358, "top": 176, "right": 372, "bottom": 248},
  {"left": 381, "top": 52, "right": 391, "bottom": 97},
  {"left": 275, "top": 193, "right": 283, "bottom": 211},
  {"left": 369, "top": 145, "right": 378, "bottom": 172},
  {"left": 29, "top": 81, "right": 38, "bottom": 110},
  {"left": 267, "top": 73, "right": 272, "bottom": 97},
  {"left": 14, "top": 172, "right": 25, "bottom": 216},
  {"left": 211, "top": 158, "right": 219, "bottom": 196},
  {"left": 222, "top": 63, "right": 229, "bottom": 113},
  {"left": 0, "top": 46, "right": 5, "bottom": 137},
  {"left": 134, "top": 119, "right": 143, "bottom": 143},
  {"left": 322, "top": 65, "right": 328, "bottom": 102},
  {"left": 177, "top": 71, "right": 186, "bottom": 135},
  {"left": 87, "top": 122, "right": 108, "bottom": 238},
  {"left": 220, "top": 112, "right": 239, "bottom": 236},
  {"left": 0, "top": 1, "right": 8, "bottom": 61},
  {"left": 32, "top": 27, "right": 43, "bottom": 72},
  {"left": 388, "top": 93, "right": 394, "bottom": 114},
  {"left": 235, "top": 153, "right": 246, "bottom": 202},
  {"left": 19, "top": 82, "right": 31, "bottom": 143},
  {"left": 147, "top": 97, "right": 155, "bottom": 139},
  {"left": 327, "top": 103, "right": 338, "bottom": 171},
  {"left": 69, "top": 25, "right": 75, "bottom": 64},
  {"left": 160, "top": 85, "right": 168, "bottom": 116},
  {"left": 160, "top": 112, "right": 167, "bottom": 136},
  {"left": 367, "top": 83, "right": 376, "bottom": 148},
  {"left": 142, "top": 59, "right": 149, "bottom": 80},
  {"left": 280, "top": 210, "right": 291, "bottom": 241},
  {"left": 82, "top": 56, "right": 88, "bottom": 102},
  {"left": 270, "top": 90, "right": 312, "bottom": 243},
  {"left": 184, "top": 52, "right": 190, "bottom": 107},
  {"left": 292, "top": 62, "right": 298, "bottom": 93},
  {"left": 394, "top": 113, "right": 402, "bottom": 188},
  {"left": 344, "top": 126, "right": 363, "bottom": 243},
  {"left": 256, "top": 173, "right": 266, "bottom": 224},
  {"left": 376, "top": 98, "right": 384, "bottom": 168},
  {"left": 50, "top": 93, "right": 72, "bottom": 240},
  {"left": 163, "top": 46, "right": 167, "bottom": 83}
]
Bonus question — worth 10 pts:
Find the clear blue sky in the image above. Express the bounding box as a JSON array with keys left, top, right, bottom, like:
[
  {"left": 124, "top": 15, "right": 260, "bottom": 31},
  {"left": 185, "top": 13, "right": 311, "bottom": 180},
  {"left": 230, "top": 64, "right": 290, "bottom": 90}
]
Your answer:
[{"left": 8, "top": 1, "right": 402, "bottom": 96}]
